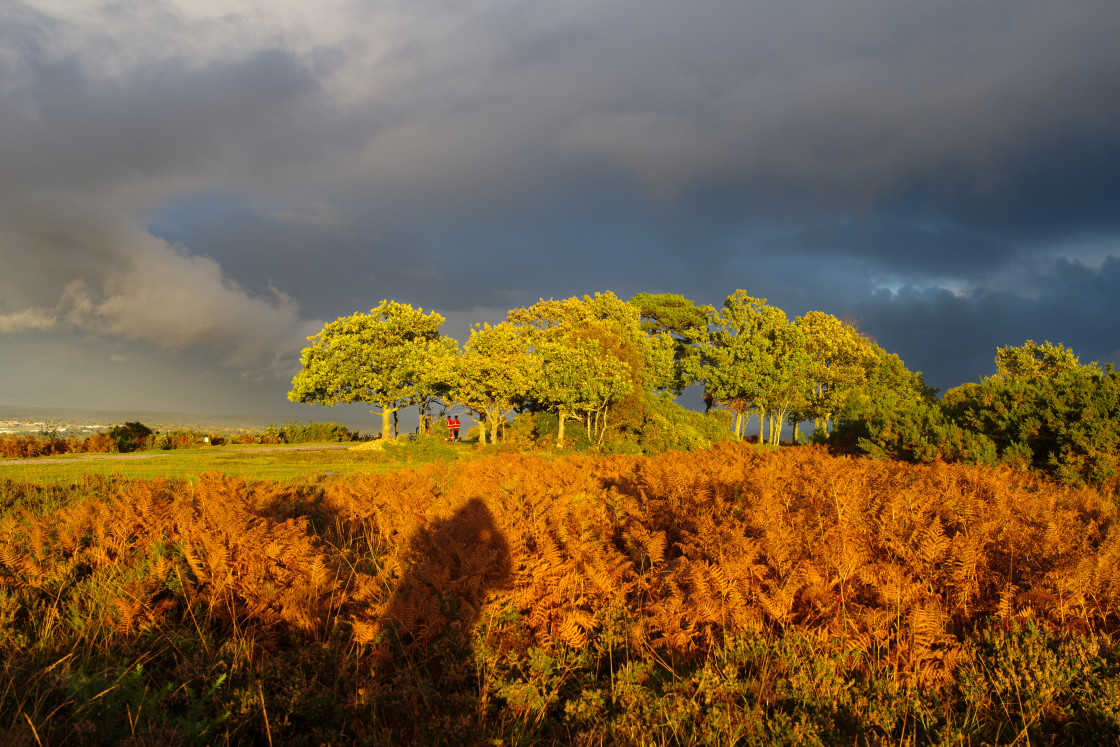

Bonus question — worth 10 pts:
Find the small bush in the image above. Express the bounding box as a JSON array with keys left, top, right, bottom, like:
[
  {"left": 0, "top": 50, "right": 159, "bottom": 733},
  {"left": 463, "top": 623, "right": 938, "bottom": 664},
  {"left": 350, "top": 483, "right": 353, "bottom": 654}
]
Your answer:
[
  {"left": 636, "top": 392, "right": 735, "bottom": 454},
  {"left": 277, "top": 421, "right": 358, "bottom": 444},
  {"left": 107, "top": 421, "right": 154, "bottom": 453}
]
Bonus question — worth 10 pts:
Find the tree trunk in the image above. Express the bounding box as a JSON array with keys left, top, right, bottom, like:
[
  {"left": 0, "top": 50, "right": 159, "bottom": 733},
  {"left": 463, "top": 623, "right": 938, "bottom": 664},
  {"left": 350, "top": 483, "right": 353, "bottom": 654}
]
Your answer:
[
  {"left": 792, "top": 422, "right": 800, "bottom": 444},
  {"left": 490, "top": 416, "right": 500, "bottom": 444},
  {"left": 771, "top": 410, "right": 784, "bottom": 445},
  {"left": 733, "top": 411, "right": 742, "bottom": 440},
  {"left": 380, "top": 406, "right": 395, "bottom": 441},
  {"left": 557, "top": 407, "right": 567, "bottom": 446},
  {"left": 596, "top": 408, "right": 610, "bottom": 449}
]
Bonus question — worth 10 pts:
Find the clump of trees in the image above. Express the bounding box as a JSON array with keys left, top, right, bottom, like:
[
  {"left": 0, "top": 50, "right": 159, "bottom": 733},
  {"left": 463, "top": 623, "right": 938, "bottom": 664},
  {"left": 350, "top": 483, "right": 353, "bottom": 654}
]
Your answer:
[
  {"left": 291, "top": 293, "right": 1120, "bottom": 487},
  {"left": 832, "top": 339, "right": 1120, "bottom": 488},
  {"left": 290, "top": 293, "right": 679, "bottom": 449},
  {"left": 289, "top": 291, "right": 901, "bottom": 453}
]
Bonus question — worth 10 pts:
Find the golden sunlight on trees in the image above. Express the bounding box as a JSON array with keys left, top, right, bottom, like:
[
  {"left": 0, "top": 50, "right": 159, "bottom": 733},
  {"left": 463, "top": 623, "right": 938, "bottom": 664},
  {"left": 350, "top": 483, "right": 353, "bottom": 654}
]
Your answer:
[
  {"left": 944, "top": 340, "right": 1120, "bottom": 485},
  {"left": 630, "top": 292, "right": 716, "bottom": 394},
  {"left": 444, "top": 322, "right": 538, "bottom": 444},
  {"left": 993, "top": 339, "right": 1082, "bottom": 381},
  {"left": 702, "top": 292, "right": 810, "bottom": 444},
  {"left": 283, "top": 292, "right": 1117, "bottom": 489},
  {"left": 288, "top": 301, "right": 456, "bottom": 440},
  {"left": 795, "top": 310, "right": 881, "bottom": 438},
  {"left": 531, "top": 332, "right": 631, "bottom": 447},
  {"left": 508, "top": 292, "right": 673, "bottom": 445}
]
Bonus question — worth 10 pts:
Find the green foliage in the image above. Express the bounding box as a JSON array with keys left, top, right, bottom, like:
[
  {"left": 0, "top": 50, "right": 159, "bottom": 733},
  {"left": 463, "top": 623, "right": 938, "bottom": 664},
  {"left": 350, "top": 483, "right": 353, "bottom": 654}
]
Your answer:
[
  {"left": 829, "top": 352, "right": 977, "bottom": 464},
  {"left": 630, "top": 292, "right": 716, "bottom": 393},
  {"left": 637, "top": 392, "right": 735, "bottom": 454},
  {"left": 277, "top": 420, "right": 358, "bottom": 444},
  {"left": 527, "top": 411, "right": 593, "bottom": 451},
  {"left": 507, "top": 293, "right": 673, "bottom": 449},
  {"left": 107, "top": 421, "right": 154, "bottom": 453},
  {"left": 289, "top": 300, "right": 456, "bottom": 440},
  {"left": 794, "top": 310, "right": 881, "bottom": 435},
  {"left": 945, "top": 345, "right": 1120, "bottom": 486},
  {"left": 393, "top": 434, "right": 460, "bottom": 463},
  {"left": 957, "top": 622, "right": 1120, "bottom": 744},
  {"left": 445, "top": 322, "right": 539, "bottom": 445},
  {"left": 994, "top": 339, "right": 1082, "bottom": 381},
  {"left": 703, "top": 292, "right": 813, "bottom": 444},
  {"left": 63, "top": 664, "right": 230, "bottom": 743}
]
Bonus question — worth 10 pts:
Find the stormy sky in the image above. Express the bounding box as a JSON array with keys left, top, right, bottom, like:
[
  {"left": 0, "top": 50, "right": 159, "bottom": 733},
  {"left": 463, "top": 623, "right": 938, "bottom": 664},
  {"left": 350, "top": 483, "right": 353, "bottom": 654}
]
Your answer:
[{"left": 2, "top": 0, "right": 1118, "bottom": 422}]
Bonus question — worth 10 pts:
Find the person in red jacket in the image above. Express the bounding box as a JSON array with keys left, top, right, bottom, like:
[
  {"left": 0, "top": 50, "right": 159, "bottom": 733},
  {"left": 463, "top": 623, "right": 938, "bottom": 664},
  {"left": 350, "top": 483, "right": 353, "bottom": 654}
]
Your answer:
[{"left": 451, "top": 416, "right": 461, "bottom": 441}]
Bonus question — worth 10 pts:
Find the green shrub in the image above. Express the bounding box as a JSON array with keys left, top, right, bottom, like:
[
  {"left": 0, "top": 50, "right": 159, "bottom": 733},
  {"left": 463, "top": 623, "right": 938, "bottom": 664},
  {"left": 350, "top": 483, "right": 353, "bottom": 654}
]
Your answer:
[
  {"left": 107, "top": 421, "right": 154, "bottom": 453},
  {"left": 277, "top": 420, "right": 358, "bottom": 444},
  {"left": 637, "top": 392, "right": 737, "bottom": 454}
]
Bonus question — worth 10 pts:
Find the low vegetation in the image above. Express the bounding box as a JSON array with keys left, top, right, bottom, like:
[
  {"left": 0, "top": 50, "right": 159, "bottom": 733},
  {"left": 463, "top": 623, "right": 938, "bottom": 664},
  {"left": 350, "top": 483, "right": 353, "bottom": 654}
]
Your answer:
[
  {"left": 2, "top": 443, "right": 1119, "bottom": 744},
  {"left": 0, "top": 420, "right": 363, "bottom": 460}
]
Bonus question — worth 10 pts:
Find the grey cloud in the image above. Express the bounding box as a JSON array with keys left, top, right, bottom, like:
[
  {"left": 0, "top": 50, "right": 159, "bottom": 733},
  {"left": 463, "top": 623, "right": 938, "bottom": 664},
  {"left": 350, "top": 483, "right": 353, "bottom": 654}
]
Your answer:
[
  {"left": 852, "top": 256, "right": 1120, "bottom": 390},
  {"left": 0, "top": 222, "right": 321, "bottom": 373},
  {"left": 0, "top": 48, "right": 326, "bottom": 197}
]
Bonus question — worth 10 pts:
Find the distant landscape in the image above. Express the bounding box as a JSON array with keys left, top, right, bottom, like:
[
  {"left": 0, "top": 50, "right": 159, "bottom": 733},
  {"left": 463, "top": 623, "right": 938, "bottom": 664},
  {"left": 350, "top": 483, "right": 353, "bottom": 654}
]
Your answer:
[{"left": 0, "top": 403, "right": 384, "bottom": 438}]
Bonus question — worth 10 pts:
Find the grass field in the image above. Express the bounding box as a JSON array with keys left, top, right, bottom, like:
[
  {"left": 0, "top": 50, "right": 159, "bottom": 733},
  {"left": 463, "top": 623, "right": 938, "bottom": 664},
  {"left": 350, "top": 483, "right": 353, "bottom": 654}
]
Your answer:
[{"left": 0, "top": 438, "right": 472, "bottom": 484}]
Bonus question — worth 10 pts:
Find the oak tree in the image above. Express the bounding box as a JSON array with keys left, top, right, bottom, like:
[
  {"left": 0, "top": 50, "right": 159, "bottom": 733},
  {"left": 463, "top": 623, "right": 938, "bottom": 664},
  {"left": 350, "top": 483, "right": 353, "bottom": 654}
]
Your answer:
[{"left": 288, "top": 301, "right": 456, "bottom": 440}]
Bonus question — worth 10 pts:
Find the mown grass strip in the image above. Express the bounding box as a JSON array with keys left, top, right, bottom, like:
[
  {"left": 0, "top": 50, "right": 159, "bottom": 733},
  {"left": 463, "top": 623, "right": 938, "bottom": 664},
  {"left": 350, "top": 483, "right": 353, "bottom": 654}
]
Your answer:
[{"left": 0, "top": 440, "right": 472, "bottom": 484}]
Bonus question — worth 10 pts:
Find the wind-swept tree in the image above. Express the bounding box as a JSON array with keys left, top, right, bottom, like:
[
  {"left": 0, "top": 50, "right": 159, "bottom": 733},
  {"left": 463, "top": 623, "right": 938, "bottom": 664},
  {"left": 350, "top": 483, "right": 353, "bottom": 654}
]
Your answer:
[
  {"left": 702, "top": 292, "right": 788, "bottom": 441},
  {"left": 509, "top": 292, "right": 672, "bottom": 444},
  {"left": 288, "top": 301, "right": 456, "bottom": 440},
  {"left": 630, "top": 292, "right": 715, "bottom": 393},
  {"left": 444, "top": 322, "right": 539, "bottom": 444},
  {"left": 794, "top": 311, "right": 881, "bottom": 438}
]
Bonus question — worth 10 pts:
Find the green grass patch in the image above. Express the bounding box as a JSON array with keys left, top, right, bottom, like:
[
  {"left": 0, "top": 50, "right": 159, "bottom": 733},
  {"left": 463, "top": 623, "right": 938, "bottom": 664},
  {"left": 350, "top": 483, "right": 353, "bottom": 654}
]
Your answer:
[{"left": 0, "top": 437, "right": 472, "bottom": 484}]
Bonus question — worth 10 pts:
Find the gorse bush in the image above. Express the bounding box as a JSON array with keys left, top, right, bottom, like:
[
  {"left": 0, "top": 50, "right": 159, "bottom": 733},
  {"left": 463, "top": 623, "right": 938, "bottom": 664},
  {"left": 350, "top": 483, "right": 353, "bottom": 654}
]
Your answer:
[
  {"left": 837, "top": 341, "right": 1120, "bottom": 490},
  {"left": 2, "top": 445, "right": 1119, "bottom": 743},
  {"left": 276, "top": 420, "right": 359, "bottom": 444}
]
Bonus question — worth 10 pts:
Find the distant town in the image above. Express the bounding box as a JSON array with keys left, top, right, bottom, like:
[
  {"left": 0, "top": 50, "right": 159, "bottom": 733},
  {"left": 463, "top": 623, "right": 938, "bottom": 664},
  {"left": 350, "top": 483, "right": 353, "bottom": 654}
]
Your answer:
[{"left": 0, "top": 418, "right": 109, "bottom": 437}]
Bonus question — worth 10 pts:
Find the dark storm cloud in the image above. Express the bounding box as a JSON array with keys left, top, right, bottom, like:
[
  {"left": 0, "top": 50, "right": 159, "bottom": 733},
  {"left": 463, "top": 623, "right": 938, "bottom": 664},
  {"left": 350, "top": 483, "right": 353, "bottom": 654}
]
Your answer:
[
  {"left": 0, "top": 43, "right": 327, "bottom": 194},
  {"left": 852, "top": 257, "right": 1120, "bottom": 391},
  {"left": 3, "top": 0, "right": 1120, "bottom": 413}
]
